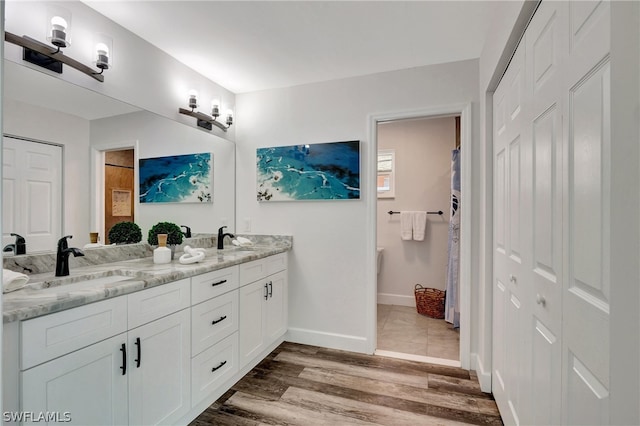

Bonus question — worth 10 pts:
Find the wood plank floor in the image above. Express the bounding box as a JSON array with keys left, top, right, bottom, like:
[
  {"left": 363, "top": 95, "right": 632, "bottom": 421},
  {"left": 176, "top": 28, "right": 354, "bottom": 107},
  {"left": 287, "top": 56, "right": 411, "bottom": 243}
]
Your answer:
[{"left": 190, "top": 342, "right": 503, "bottom": 425}]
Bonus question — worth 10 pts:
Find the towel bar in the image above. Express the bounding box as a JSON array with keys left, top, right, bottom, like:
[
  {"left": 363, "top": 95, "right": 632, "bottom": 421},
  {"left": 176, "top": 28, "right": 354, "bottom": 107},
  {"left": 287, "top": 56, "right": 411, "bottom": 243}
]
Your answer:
[{"left": 388, "top": 210, "right": 443, "bottom": 216}]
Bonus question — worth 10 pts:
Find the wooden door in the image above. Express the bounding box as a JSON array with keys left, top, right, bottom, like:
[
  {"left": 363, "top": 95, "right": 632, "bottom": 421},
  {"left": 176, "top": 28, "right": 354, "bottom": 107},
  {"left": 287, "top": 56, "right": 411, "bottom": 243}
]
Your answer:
[
  {"left": 562, "top": 1, "right": 611, "bottom": 423},
  {"left": 104, "top": 149, "right": 134, "bottom": 244},
  {"left": 239, "top": 280, "right": 267, "bottom": 367},
  {"left": 2, "top": 137, "right": 61, "bottom": 252}
]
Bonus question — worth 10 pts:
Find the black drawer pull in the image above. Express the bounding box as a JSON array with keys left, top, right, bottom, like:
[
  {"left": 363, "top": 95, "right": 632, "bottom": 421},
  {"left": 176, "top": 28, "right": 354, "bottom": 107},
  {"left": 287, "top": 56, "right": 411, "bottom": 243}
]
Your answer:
[
  {"left": 120, "top": 343, "right": 127, "bottom": 375},
  {"left": 211, "top": 360, "right": 227, "bottom": 372},
  {"left": 211, "top": 279, "right": 227, "bottom": 287},
  {"left": 268, "top": 281, "right": 273, "bottom": 298},
  {"left": 134, "top": 337, "right": 141, "bottom": 368},
  {"left": 211, "top": 315, "right": 227, "bottom": 325},
  {"left": 264, "top": 283, "right": 269, "bottom": 300}
]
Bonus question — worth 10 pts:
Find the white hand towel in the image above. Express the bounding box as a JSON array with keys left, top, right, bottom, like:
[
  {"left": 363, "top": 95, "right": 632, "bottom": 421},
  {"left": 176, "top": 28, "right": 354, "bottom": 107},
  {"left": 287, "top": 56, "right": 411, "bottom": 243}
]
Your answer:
[
  {"left": 3, "top": 268, "right": 30, "bottom": 293},
  {"left": 400, "top": 211, "right": 413, "bottom": 240},
  {"left": 413, "top": 211, "right": 427, "bottom": 241}
]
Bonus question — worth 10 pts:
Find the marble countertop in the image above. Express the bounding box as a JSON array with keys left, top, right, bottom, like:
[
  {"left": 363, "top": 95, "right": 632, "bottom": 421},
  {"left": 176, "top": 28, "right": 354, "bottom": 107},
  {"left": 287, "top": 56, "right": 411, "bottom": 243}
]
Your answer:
[{"left": 4, "top": 243, "right": 291, "bottom": 323}]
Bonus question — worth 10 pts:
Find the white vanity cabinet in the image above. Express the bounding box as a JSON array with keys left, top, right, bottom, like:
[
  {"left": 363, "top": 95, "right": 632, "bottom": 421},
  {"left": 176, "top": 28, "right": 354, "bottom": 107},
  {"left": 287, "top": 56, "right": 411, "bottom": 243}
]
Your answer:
[
  {"left": 18, "top": 279, "right": 192, "bottom": 426},
  {"left": 239, "top": 254, "right": 288, "bottom": 368},
  {"left": 5, "top": 251, "right": 289, "bottom": 426}
]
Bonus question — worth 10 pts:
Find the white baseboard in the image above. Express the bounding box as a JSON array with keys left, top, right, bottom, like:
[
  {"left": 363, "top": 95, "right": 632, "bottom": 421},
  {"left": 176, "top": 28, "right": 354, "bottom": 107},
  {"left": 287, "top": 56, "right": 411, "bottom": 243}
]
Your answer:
[
  {"left": 471, "top": 352, "right": 492, "bottom": 393},
  {"left": 377, "top": 293, "right": 415, "bottom": 307},
  {"left": 286, "top": 327, "right": 370, "bottom": 354}
]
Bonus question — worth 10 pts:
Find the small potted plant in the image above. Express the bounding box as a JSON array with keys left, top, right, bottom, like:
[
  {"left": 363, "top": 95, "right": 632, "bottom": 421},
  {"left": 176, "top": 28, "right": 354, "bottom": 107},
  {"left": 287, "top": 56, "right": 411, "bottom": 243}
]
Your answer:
[
  {"left": 108, "top": 221, "right": 142, "bottom": 245},
  {"left": 148, "top": 221, "right": 183, "bottom": 258}
]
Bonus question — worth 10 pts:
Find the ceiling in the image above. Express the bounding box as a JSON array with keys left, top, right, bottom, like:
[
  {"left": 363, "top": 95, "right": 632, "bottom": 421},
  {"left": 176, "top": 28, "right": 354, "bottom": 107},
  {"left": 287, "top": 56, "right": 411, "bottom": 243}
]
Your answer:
[{"left": 84, "top": 1, "right": 496, "bottom": 94}]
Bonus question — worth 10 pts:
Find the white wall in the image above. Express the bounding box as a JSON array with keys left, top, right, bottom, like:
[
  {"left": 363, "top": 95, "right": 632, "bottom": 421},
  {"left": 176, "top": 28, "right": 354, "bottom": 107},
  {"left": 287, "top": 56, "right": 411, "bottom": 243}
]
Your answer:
[
  {"left": 3, "top": 1, "right": 235, "bottom": 142},
  {"left": 236, "top": 59, "right": 479, "bottom": 353},
  {"left": 376, "top": 117, "right": 455, "bottom": 303},
  {"left": 90, "top": 111, "right": 236, "bottom": 238},
  {"left": 3, "top": 99, "right": 90, "bottom": 247}
]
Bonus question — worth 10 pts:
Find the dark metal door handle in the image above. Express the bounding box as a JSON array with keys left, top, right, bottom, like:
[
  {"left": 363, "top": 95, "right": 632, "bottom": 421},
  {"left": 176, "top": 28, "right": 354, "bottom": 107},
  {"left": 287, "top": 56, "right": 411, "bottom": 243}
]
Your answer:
[
  {"left": 134, "top": 337, "right": 141, "bottom": 368},
  {"left": 211, "top": 315, "right": 227, "bottom": 325},
  {"left": 264, "top": 283, "right": 269, "bottom": 300},
  {"left": 211, "top": 279, "right": 227, "bottom": 287},
  {"left": 211, "top": 360, "right": 227, "bottom": 372},
  {"left": 120, "top": 343, "right": 127, "bottom": 375},
  {"left": 268, "top": 281, "right": 273, "bottom": 298}
]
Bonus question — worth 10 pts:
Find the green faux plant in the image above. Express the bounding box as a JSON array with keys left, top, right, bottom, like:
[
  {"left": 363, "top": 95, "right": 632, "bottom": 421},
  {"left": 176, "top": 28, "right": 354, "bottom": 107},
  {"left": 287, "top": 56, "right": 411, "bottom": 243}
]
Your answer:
[
  {"left": 108, "top": 221, "right": 142, "bottom": 245},
  {"left": 147, "top": 221, "right": 184, "bottom": 246}
]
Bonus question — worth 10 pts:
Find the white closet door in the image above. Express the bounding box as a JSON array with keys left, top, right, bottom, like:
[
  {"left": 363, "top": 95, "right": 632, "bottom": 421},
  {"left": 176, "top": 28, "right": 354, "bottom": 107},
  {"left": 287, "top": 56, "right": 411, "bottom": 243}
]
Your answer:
[
  {"left": 562, "top": 1, "right": 610, "bottom": 424},
  {"left": 2, "top": 137, "right": 62, "bottom": 253},
  {"left": 525, "top": 2, "right": 566, "bottom": 425},
  {"left": 492, "top": 42, "right": 531, "bottom": 426}
]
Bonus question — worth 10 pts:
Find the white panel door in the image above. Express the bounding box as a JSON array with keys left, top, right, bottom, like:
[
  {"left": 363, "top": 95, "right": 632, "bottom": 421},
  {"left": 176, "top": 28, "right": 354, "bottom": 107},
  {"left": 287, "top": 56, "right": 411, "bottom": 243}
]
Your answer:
[
  {"left": 21, "top": 334, "right": 128, "bottom": 426},
  {"left": 525, "top": 2, "right": 566, "bottom": 425},
  {"left": 493, "top": 42, "right": 531, "bottom": 426},
  {"left": 2, "top": 137, "right": 61, "bottom": 253},
  {"left": 265, "top": 270, "right": 288, "bottom": 343},
  {"left": 563, "top": 1, "right": 611, "bottom": 424},
  {"left": 128, "top": 309, "right": 191, "bottom": 426}
]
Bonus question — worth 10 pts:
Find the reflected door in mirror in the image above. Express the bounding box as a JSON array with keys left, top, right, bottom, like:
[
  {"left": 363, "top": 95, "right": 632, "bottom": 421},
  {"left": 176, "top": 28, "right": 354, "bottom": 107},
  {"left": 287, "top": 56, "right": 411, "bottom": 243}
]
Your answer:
[
  {"left": 105, "top": 150, "right": 135, "bottom": 244},
  {"left": 2, "top": 137, "right": 62, "bottom": 253}
]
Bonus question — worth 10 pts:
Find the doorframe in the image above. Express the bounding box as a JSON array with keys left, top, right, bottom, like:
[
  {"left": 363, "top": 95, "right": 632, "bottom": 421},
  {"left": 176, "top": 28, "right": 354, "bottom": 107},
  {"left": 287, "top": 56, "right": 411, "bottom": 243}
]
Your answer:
[
  {"left": 90, "top": 141, "right": 139, "bottom": 241},
  {"left": 366, "top": 103, "right": 472, "bottom": 369}
]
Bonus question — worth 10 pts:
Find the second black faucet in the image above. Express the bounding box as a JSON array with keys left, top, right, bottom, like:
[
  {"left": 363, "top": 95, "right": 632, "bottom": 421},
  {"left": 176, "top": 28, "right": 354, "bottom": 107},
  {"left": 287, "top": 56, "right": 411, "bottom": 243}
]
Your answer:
[{"left": 217, "top": 226, "right": 235, "bottom": 250}]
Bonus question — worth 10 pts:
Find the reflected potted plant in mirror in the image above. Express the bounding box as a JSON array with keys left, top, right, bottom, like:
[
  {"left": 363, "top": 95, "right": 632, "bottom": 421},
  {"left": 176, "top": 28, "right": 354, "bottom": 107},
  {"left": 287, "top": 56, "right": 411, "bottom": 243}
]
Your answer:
[
  {"left": 108, "top": 221, "right": 142, "bottom": 245},
  {"left": 147, "top": 221, "right": 183, "bottom": 259}
]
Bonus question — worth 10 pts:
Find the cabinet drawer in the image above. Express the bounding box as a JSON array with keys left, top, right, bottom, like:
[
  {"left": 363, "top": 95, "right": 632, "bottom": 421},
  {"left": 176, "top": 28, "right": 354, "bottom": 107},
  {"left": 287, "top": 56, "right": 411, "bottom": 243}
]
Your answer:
[
  {"left": 21, "top": 297, "right": 127, "bottom": 370},
  {"left": 191, "top": 266, "right": 239, "bottom": 305},
  {"left": 192, "top": 290, "right": 238, "bottom": 356},
  {"left": 128, "top": 279, "right": 190, "bottom": 329},
  {"left": 191, "top": 332, "right": 238, "bottom": 407},
  {"left": 239, "top": 253, "right": 287, "bottom": 285}
]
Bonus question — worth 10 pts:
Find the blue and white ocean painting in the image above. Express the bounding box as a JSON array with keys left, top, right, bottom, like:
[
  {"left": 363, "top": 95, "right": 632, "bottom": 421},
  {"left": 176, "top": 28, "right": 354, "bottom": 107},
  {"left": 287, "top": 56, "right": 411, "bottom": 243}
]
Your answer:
[
  {"left": 139, "top": 153, "right": 212, "bottom": 203},
  {"left": 257, "top": 141, "right": 360, "bottom": 201}
]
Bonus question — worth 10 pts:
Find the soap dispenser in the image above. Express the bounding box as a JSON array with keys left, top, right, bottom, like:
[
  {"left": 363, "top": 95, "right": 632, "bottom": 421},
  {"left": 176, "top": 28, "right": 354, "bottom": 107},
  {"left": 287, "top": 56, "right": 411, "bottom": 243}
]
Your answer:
[{"left": 153, "top": 233, "right": 171, "bottom": 264}]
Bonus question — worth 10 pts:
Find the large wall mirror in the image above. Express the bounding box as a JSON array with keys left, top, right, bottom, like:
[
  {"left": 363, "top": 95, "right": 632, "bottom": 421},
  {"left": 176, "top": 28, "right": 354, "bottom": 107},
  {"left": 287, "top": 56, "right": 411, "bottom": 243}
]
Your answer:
[{"left": 2, "top": 60, "right": 236, "bottom": 255}]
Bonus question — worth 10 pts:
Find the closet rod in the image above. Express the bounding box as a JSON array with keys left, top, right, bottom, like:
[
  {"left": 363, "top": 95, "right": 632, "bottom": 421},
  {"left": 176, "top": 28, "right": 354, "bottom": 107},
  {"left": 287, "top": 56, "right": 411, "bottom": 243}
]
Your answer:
[{"left": 388, "top": 210, "right": 443, "bottom": 216}]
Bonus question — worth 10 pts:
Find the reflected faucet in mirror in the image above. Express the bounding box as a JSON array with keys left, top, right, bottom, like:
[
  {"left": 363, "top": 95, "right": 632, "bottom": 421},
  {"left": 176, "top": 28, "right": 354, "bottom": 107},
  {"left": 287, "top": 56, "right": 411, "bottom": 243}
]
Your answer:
[
  {"left": 3, "top": 233, "right": 26, "bottom": 255},
  {"left": 55, "top": 235, "right": 85, "bottom": 277},
  {"left": 217, "top": 226, "right": 235, "bottom": 250}
]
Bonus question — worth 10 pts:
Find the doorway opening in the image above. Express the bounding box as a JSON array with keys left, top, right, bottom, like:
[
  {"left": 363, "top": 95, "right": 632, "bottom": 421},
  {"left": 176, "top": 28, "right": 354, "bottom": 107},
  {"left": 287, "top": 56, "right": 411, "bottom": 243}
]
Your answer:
[
  {"left": 368, "top": 104, "right": 471, "bottom": 369},
  {"left": 90, "top": 142, "right": 138, "bottom": 245},
  {"left": 375, "top": 115, "right": 460, "bottom": 366}
]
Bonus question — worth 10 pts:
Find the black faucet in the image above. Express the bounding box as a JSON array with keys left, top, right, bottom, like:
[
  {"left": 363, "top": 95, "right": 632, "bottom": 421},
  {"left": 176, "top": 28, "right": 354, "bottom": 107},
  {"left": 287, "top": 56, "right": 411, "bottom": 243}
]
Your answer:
[
  {"left": 3, "top": 233, "right": 26, "bottom": 255},
  {"left": 181, "top": 225, "right": 192, "bottom": 238},
  {"left": 55, "top": 235, "right": 85, "bottom": 277},
  {"left": 217, "top": 226, "right": 235, "bottom": 250}
]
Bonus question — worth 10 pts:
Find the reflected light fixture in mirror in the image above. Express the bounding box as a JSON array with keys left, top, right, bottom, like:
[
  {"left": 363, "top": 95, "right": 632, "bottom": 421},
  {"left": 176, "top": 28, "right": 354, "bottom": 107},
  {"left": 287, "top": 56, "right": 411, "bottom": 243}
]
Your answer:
[{"left": 179, "top": 91, "right": 233, "bottom": 132}]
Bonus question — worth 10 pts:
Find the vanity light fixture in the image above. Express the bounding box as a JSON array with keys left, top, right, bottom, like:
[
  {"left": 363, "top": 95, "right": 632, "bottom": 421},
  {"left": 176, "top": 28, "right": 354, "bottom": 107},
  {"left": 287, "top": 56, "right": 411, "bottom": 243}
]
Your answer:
[
  {"left": 178, "top": 92, "right": 233, "bottom": 132},
  {"left": 4, "top": 15, "right": 109, "bottom": 82}
]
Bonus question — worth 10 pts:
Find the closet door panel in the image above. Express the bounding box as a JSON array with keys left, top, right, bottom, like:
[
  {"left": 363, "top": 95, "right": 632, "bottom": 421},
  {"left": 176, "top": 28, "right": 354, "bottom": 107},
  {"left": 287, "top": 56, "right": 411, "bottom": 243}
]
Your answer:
[
  {"left": 563, "top": 1, "right": 610, "bottom": 423},
  {"left": 526, "top": 3, "right": 566, "bottom": 424}
]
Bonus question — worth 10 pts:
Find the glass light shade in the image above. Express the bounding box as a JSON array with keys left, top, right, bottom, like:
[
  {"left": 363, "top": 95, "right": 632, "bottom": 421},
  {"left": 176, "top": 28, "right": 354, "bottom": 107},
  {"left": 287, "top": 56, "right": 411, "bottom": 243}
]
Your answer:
[
  {"left": 188, "top": 90, "right": 198, "bottom": 109},
  {"left": 95, "top": 43, "right": 110, "bottom": 70},
  {"left": 226, "top": 109, "right": 234, "bottom": 126},
  {"left": 211, "top": 99, "right": 220, "bottom": 117},
  {"left": 50, "top": 16, "right": 68, "bottom": 48}
]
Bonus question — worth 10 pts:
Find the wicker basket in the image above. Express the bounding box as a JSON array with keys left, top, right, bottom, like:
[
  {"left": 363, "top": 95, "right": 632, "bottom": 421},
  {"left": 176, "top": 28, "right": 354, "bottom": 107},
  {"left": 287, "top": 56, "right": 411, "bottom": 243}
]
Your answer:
[{"left": 414, "top": 284, "right": 446, "bottom": 319}]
